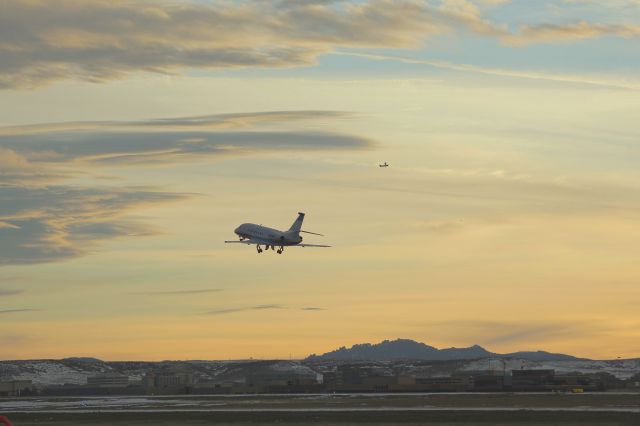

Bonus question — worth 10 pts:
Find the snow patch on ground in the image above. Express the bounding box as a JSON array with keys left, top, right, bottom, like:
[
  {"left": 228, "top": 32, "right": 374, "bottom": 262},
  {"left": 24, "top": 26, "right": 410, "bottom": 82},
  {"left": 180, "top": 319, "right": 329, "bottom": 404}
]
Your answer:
[{"left": 460, "top": 358, "right": 640, "bottom": 380}]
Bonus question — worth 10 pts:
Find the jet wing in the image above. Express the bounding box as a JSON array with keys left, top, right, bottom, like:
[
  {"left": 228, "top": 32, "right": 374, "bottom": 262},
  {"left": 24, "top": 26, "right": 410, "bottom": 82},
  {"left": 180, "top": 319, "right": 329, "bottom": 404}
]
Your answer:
[
  {"left": 225, "top": 240, "right": 330, "bottom": 248},
  {"left": 224, "top": 238, "right": 273, "bottom": 245}
]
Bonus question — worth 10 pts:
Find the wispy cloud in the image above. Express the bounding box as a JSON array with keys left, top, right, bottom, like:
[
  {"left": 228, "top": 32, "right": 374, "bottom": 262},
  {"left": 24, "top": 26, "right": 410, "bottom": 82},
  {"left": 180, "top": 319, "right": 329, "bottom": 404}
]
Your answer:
[
  {"left": 0, "top": 0, "right": 449, "bottom": 89},
  {"left": 0, "top": 308, "right": 37, "bottom": 315},
  {"left": 131, "top": 289, "right": 223, "bottom": 296},
  {"left": 204, "top": 304, "right": 285, "bottom": 316},
  {"left": 333, "top": 51, "right": 640, "bottom": 90},
  {"left": 424, "top": 319, "right": 607, "bottom": 347},
  {"left": 0, "top": 111, "right": 372, "bottom": 169},
  {"left": 0, "top": 185, "right": 192, "bottom": 266},
  {"left": 0, "top": 111, "right": 355, "bottom": 136},
  {"left": 3, "top": 0, "right": 634, "bottom": 89},
  {"left": 483, "top": 324, "right": 575, "bottom": 346},
  {"left": 0, "top": 148, "right": 67, "bottom": 184},
  {"left": 204, "top": 304, "right": 328, "bottom": 315},
  {"left": 0, "top": 289, "right": 24, "bottom": 297},
  {"left": 1, "top": 131, "right": 372, "bottom": 167},
  {"left": 503, "top": 21, "right": 640, "bottom": 46},
  {"left": 0, "top": 333, "right": 34, "bottom": 346},
  {"left": 0, "top": 110, "right": 369, "bottom": 266}
]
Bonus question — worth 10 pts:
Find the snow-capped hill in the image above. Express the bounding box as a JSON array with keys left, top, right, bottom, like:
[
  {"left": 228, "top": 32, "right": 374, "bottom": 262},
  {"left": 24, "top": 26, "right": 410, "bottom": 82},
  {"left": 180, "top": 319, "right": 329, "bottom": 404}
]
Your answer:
[
  {"left": 0, "top": 359, "right": 112, "bottom": 386},
  {"left": 269, "top": 360, "right": 318, "bottom": 377},
  {"left": 502, "top": 351, "right": 582, "bottom": 361},
  {"left": 63, "top": 357, "right": 103, "bottom": 363}
]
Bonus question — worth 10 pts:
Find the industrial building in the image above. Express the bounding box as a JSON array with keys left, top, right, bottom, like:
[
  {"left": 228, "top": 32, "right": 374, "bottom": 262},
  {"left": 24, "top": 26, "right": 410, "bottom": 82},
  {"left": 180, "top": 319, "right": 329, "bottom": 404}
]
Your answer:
[
  {"left": 86, "top": 373, "right": 129, "bottom": 388},
  {"left": 392, "top": 376, "right": 472, "bottom": 392},
  {"left": 0, "top": 380, "right": 34, "bottom": 396},
  {"left": 142, "top": 370, "right": 195, "bottom": 394}
]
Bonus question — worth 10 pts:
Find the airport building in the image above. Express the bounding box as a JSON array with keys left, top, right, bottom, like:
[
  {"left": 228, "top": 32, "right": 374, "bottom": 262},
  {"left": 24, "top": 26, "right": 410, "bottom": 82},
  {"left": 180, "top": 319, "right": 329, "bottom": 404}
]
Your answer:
[
  {"left": 392, "top": 376, "right": 472, "bottom": 392},
  {"left": 511, "top": 369, "right": 555, "bottom": 388},
  {"left": 323, "top": 364, "right": 396, "bottom": 392},
  {"left": 2, "top": 361, "right": 627, "bottom": 397},
  {"left": 87, "top": 374, "right": 130, "bottom": 388},
  {"left": 510, "top": 369, "right": 604, "bottom": 391},
  {"left": 142, "top": 370, "right": 195, "bottom": 394},
  {"left": 0, "top": 380, "right": 33, "bottom": 396}
]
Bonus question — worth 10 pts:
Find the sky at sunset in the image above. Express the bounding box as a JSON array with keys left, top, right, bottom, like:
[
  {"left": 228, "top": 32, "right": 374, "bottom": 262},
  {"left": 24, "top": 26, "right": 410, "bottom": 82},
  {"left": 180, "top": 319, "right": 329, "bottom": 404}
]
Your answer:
[{"left": 1, "top": 0, "right": 640, "bottom": 360}]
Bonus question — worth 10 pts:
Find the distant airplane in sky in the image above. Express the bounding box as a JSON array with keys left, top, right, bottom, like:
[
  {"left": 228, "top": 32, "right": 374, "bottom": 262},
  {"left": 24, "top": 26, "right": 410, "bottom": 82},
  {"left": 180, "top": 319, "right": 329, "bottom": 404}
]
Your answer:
[
  {"left": 379, "top": 162, "right": 389, "bottom": 167},
  {"left": 225, "top": 212, "right": 330, "bottom": 254}
]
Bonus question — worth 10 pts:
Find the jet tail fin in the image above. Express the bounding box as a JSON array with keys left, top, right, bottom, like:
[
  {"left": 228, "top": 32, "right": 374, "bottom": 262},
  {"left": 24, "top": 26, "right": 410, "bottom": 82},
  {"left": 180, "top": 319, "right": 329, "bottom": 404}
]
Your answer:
[{"left": 288, "top": 212, "right": 305, "bottom": 232}]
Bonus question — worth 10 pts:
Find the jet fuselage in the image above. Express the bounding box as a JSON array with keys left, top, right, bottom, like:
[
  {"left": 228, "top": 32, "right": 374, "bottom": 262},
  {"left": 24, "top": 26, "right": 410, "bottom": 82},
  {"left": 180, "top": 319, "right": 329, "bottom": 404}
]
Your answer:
[{"left": 234, "top": 223, "right": 303, "bottom": 246}]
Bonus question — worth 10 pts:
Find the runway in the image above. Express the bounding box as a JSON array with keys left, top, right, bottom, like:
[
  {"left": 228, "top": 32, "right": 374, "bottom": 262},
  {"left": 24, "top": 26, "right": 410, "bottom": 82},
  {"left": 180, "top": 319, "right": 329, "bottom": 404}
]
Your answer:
[{"left": 2, "top": 393, "right": 639, "bottom": 425}]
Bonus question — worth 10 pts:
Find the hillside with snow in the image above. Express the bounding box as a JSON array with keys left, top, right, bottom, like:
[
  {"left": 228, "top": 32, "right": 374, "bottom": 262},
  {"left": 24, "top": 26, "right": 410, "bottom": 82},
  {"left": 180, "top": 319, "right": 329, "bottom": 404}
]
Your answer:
[
  {"left": 0, "top": 358, "right": 319, "bottom": 387},
  {"left": 461, "top": 358, "right": 640, "bottom": 380}
]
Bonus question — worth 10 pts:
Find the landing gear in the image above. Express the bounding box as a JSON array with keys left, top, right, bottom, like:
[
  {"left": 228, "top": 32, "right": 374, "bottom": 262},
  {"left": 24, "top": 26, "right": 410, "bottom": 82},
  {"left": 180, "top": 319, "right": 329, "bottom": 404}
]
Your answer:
[{"left": 256, "top": 245, "right": 282, "bottom": 254}]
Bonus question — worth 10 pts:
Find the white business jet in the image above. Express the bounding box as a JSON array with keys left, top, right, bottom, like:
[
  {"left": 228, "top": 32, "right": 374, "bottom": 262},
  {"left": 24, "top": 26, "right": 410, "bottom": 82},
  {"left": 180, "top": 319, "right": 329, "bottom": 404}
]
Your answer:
[{"left": 225, "top": 212, "right": 330, "bottom": 254}]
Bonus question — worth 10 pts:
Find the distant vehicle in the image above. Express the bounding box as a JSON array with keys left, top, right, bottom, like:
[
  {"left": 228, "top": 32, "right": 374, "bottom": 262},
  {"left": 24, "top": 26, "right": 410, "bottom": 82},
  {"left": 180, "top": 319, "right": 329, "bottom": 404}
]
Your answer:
[
  {"left": 379, "top": 162, "right": 389, "bottom": 167},
  {"left": 225, "top": 212, "right": 330, "bottom": 254}
]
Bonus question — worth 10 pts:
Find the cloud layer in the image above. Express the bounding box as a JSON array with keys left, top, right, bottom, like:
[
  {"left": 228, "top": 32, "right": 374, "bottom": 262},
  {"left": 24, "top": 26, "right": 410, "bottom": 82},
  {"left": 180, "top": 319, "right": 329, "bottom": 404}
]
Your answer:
[
  {"left": 2, "top": 0, "right": 638, "bottom": 88},
  {"left": 204, "top": 304, "right": 328, "bottom": 315},
  {"left": 0, "top": 185, "right": 190, "bottom": 265},
  {"left": 0, "top": 0, "right": 444, "bottom": 88},
  {"left": 425, "top": 319, "right": 603, "bottom": 347},
  {"left": 0, "top": 308, "right": 37, "bottom": 315},
  {"left": 130, "top": 289, "right": 223, "bottom": 296},
  {"left": 0, "top": 289, "right": 24, "bottom": 296},
  {"left": 0, "top": 110, "right": 368, "bottom": 266},
  {"left": 205, "top": 304, "right": 285, "bottom": 316},
  {"left": 0, "top": 111, "right": 371, "bottom": 167}
]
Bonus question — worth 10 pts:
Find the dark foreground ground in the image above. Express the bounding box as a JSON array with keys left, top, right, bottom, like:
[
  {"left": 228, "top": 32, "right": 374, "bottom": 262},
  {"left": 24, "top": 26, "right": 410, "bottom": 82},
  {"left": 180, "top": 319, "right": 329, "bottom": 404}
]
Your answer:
[
  {"left": 5, "top": 410, "right": 640, "bottom": 426},
  {"left": 3, "top": 393, "right": 639, "bottom": 425}
]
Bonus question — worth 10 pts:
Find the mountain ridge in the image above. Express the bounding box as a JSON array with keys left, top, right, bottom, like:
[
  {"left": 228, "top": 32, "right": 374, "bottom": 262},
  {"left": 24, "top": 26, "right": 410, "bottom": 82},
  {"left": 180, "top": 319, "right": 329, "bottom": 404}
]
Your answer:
[{"left": 306, "top": 338, "right": 585, "bottom": 362}]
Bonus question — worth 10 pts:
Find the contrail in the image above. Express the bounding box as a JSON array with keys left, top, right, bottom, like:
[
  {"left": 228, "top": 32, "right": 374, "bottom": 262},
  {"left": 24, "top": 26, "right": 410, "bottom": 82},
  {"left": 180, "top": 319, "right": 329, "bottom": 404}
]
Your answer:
[{"left": 331, "top": 51, "right": 640, "bottom": 91}]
